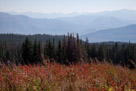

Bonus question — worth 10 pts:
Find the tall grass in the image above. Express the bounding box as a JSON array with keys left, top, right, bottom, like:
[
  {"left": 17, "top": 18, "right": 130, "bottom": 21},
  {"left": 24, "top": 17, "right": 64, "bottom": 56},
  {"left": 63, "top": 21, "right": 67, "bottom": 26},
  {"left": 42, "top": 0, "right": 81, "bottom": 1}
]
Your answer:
[{"left": 0, "top": 60, "right": 136, "bottom": 91}]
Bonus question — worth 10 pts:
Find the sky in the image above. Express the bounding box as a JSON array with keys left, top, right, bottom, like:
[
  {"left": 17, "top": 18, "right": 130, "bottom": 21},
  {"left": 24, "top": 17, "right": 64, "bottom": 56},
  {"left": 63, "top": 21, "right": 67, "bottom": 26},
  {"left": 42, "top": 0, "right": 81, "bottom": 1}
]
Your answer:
[{"left": 0, "top": 0, "right": 136, "bottom": 13}]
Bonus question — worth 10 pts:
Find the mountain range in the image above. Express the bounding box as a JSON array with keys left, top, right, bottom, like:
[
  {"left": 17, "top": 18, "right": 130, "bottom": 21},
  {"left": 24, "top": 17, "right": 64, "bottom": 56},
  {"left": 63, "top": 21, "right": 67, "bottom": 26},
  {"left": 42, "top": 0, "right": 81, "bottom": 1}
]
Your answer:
[
  {"left": 0, "top": 12, "right": 83, "bottom": 35},
  {"left": 0, "top": 9, "right": 136, "bottom": 42}
]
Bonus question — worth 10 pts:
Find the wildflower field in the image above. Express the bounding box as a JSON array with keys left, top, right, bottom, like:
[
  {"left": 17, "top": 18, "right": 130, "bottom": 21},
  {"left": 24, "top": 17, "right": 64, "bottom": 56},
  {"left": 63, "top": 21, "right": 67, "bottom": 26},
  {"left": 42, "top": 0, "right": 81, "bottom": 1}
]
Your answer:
[{"left": 0, "top": 61, "right": 136, "bottom": 91}]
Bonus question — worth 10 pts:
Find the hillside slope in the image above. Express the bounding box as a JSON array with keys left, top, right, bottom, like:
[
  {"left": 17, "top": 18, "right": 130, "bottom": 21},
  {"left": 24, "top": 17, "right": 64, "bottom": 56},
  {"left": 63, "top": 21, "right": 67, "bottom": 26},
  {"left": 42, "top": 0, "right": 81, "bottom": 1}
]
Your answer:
[{"left": 82, "top": 24, "right": 136, "bottom": 42}]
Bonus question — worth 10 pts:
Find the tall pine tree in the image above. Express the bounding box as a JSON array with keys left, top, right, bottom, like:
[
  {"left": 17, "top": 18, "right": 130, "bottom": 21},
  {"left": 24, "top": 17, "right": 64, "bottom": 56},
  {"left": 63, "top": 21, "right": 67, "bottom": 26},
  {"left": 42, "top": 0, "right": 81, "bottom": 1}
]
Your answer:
[{"left": 22, "top": 37, "right": 33, "bottom": 64}]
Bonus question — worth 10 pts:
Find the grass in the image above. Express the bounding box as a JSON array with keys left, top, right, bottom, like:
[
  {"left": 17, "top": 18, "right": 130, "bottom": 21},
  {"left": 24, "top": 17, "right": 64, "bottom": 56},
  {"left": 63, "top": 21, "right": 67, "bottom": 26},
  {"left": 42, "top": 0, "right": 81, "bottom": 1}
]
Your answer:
[{"left": 0, "top": 60, "right": 136, "bottom": 91}]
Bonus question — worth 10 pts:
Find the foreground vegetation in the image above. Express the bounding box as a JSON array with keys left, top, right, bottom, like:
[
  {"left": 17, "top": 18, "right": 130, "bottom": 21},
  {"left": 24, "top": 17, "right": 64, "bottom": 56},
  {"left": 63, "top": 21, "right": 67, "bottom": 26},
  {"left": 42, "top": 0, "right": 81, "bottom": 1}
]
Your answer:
[{"left": 0, "top": 60, "right": 136, "bottom": 91}]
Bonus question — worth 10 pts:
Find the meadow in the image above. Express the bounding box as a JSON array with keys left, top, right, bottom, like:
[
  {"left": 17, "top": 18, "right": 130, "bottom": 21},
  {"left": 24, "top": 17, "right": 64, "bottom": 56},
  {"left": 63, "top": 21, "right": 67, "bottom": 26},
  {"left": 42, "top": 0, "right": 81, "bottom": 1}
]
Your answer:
[{"left": 0, "top": 60, "right": 136, "bottom": 91}]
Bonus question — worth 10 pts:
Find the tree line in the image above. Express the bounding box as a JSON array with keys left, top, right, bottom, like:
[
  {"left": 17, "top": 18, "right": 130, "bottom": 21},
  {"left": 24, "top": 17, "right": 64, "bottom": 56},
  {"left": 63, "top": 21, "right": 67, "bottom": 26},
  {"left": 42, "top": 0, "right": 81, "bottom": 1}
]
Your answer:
[{"left": 0, "top": 34, "right": 136, "bottom": 68}]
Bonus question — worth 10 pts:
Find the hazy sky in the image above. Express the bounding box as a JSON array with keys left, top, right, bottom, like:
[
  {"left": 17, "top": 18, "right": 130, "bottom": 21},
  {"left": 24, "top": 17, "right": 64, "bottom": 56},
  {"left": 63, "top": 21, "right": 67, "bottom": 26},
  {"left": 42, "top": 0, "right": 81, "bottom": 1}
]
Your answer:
[{"left": 0, "top": 0, "right": 136, "bottom": 13}]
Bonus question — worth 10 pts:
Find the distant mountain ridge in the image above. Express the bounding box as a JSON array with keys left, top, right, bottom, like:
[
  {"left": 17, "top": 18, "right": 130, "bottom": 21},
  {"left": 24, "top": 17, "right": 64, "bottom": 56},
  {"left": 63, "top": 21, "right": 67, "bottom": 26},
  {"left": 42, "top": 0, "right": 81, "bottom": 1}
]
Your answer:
[
  {"left": 8, "top": 11, "right": 88, "bottom": 19},
  {"left": 81, "top": 24, "right": 136, "bottom": 42},
  {"left": 0, "top": 12, "right": 83, "bottom": 35},
  {"left": 8, "top": 9, "right": 136, "bottom": 20}
]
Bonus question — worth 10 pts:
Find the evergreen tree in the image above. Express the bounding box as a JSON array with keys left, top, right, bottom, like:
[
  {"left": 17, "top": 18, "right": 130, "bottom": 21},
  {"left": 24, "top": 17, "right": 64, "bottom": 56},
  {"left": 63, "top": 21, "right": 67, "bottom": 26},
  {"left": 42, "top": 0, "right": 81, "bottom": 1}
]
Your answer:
[
  {"left": 37, "top": 41, "right": 42, "bottom": 63},
  {"left": 22, "top": 37, "right": 33, "bottom": 64},
  {"left": 52, "top": 38, "right": 57, "bottom": 59},
  {"left": 66, "top": 34, "right": 74, "bottom": 63},
  {"left": 33, "top": 39, "right": 39, "bottom": 63},
  {"left": 6, "top": 50, "right": 10, "bottom": 61},
  {"left": 112, "top": 43, "right": 119, "bottom": 64},
  {"left": 85, "top": 37, "right": 90, "bottom": 58},
  {"left": 62, "top": 35, "right": 67, "bottom": 64},
  {"left": 81, "top": 40, "right": 88, "bottom": 62},
  {"left": 76, "top": 33, "right": 83, "bottom": 62},
  {"left": 47, "top": 39, "right": 52, "bottom": 59},
  {"left": 120, "top": 44, "right": 125, "bottom": 64},
  {"left": 90, "top": 44, "right": 97, "bottom": 58},
  {"left": 98, "top": 44, "right": 105, "bottom": 61},
  {"left": 44, "top": 42, "right": 48, "bottom": 59},
  {"left": 57, "top": 40, "right": 63, "bottom": 63}
]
